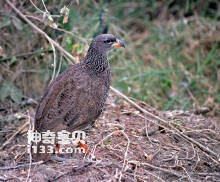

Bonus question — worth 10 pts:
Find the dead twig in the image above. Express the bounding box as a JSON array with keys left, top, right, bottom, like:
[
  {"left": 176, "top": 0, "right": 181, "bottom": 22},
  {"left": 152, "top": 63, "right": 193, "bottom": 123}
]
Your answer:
[
  {"left": 141, "top": 162, "right": 185, "bottom": 178},
  {"left": 51, "top": 162, "right": 93, "bottom": 181},
  {"left": 0, "top": 161, "right": 44, "bottom": 170},
  {"left": 0, "top": 121, "right": 29, "bottom": 150},
  {"left": 26, "top": 111, "right": 32, "bottom": 182},
  {"left": 127, "top": 163, "right": 166, "bottom": 182},
  {"left": 89, "top": 127, "right": 130, "bottom": 181},
  {"left": 0, "top": 175, "right": 22, "bottom": 182},
  {"left": 48, "top": 38, "right": 57, "bottom": 83},
  {"left": 0, "top": 49, "right": 52, "bottom": 62}
]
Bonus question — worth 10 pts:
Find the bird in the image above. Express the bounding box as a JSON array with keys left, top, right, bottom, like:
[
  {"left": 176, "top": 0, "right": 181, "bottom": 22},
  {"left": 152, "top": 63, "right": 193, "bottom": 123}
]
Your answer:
[{"left": 32, "top": 34, "right": 125, "bottom": 161}]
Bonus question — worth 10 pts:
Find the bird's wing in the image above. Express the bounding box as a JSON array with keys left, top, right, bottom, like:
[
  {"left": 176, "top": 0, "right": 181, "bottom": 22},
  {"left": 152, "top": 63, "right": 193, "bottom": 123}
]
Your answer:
[
  {"left": 35, "top": 64, "right": 107, "bottom": 133},
  {"left": 34, "top": 65, "right": 87, "bottom": 132}
]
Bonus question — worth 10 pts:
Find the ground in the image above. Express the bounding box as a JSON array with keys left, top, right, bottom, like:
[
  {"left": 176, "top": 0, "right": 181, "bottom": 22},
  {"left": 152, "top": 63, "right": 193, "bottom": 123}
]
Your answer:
[{"left": 0, "top": 93, "right": 219, "bottom": 182}]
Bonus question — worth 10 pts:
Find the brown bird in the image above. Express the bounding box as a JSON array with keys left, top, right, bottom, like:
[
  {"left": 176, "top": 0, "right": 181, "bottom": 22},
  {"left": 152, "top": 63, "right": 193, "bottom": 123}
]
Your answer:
[{"left": 32, "top": 34, "right": 125, "bottom": 161}]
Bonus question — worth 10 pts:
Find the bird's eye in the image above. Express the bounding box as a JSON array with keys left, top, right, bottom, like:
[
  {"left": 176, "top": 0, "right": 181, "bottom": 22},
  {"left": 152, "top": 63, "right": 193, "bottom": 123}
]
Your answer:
[{"left": 104, "top": 39, "right": 111, "bottom": 44}]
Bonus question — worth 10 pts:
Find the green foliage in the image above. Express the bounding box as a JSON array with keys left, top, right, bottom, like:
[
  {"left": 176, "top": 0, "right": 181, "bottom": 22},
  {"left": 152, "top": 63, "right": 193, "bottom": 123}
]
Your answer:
[
  {"left": 0, "top": 0, "right": 219, "bottom": 115},
  {"left": 61, "top": 7, "right": 77, "bottom": 31}
]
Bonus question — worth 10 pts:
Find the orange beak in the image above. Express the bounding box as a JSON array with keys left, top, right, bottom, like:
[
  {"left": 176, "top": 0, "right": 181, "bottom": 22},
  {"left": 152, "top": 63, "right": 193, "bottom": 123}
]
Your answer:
[{"left": 112, "top": 39, "right": 125, "bottom": 48}]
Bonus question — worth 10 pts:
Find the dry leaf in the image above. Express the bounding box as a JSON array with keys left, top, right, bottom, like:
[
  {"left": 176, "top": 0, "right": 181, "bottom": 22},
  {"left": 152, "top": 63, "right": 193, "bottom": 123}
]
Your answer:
[
  {"left": 144, "top": 153, "right": 153, "bottom": 161},
  {"left": 63, "top": 15, "right": 69, "bottom": 24}
]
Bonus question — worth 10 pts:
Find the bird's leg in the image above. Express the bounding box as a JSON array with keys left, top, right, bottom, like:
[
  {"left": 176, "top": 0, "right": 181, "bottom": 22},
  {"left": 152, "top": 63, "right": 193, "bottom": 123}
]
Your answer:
[
  {"left": 78, "top": 141, "right": 89, "bottom": 154},
  {"left": 55, "top": 143, "right": 60, "bottom": 154}
]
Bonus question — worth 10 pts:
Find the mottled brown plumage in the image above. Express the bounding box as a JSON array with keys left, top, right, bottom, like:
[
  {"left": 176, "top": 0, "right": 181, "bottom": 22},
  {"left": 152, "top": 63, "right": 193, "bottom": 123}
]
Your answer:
[{"left": 32, "top": 34, "right": 125, "bottom": 161}]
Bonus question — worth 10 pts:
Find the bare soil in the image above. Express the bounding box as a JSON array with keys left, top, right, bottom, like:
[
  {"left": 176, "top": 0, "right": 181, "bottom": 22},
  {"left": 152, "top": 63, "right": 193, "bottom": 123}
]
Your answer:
[{"left": 0, "top": 93, "right": 219, "bottom": 181}]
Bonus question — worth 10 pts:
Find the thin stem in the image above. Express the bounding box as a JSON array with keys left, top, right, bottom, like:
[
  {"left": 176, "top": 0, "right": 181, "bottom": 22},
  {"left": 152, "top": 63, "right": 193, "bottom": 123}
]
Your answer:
[
  {"left": 41, "top": 0, "right": 48, "bottom": 13},
  {"left": 29, "top": 0, "right": 44, "bottom": 13}
]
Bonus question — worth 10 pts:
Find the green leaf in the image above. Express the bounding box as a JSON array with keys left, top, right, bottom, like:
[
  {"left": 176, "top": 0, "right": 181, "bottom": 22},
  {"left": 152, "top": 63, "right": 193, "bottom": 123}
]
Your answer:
[
  {"left": 62, "top": 7, "right": 76, "bottom": 31},
  {"left": 10, "top": 56, "right": 17, "bottom": 64}
]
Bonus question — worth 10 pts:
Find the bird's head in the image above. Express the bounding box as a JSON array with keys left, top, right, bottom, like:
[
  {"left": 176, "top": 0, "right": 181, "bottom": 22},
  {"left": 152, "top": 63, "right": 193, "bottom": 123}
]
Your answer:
[{"left": 91, "top": 34, "right": 125, "bottom": 53}]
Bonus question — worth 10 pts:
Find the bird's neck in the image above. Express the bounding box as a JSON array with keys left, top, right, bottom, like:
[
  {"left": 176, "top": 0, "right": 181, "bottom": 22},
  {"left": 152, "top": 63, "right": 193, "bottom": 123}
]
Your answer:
[{"left": 83, "top": 47, "right": 109, "bottom": 73}]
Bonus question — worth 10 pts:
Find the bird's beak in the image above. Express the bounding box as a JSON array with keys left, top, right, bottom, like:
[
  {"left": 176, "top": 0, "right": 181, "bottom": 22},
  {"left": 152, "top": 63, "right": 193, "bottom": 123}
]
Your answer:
[{"left": 112, "top": 39, "right": 125, "bottom": 48}]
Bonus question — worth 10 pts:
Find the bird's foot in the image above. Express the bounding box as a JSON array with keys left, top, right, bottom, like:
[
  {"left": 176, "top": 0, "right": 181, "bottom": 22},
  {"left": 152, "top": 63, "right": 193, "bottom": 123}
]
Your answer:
[
  {"left": 55, "top": 143, "right": 60, "bottom": 154},
  {"left": 78, "top": 141, "right": 89, "bottom": 154}
]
